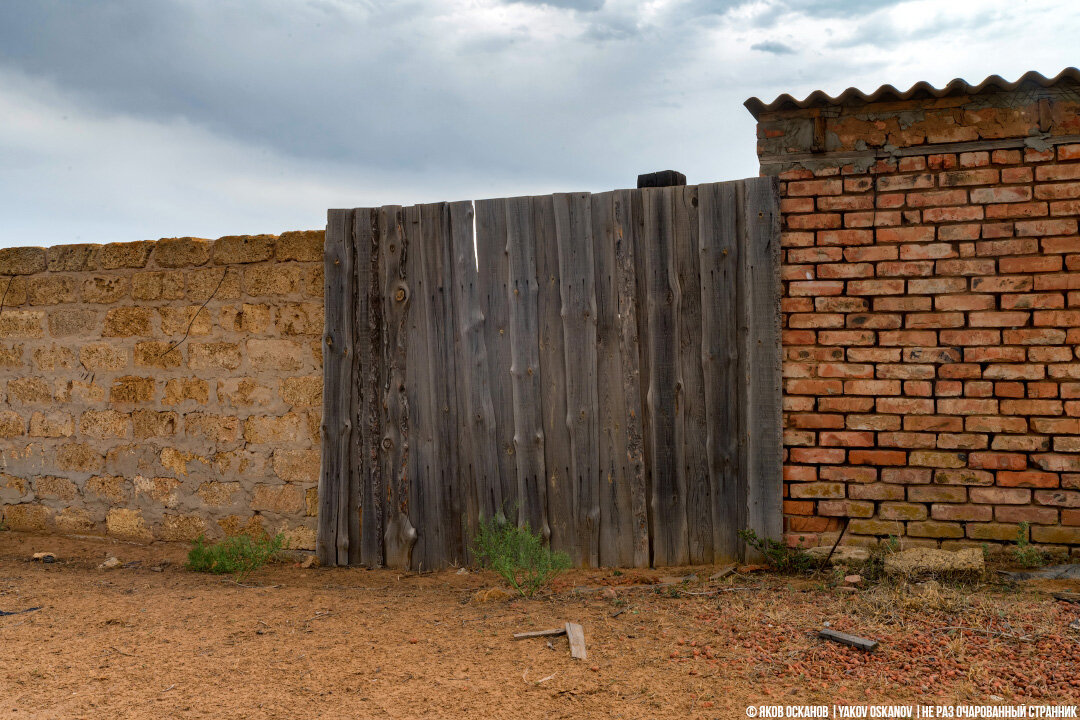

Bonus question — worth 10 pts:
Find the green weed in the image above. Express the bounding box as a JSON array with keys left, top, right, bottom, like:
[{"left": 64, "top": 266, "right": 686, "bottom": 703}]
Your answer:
[
  {"left": 737, "top": 528, "right": 820, "bottom": 574},
  {"left": 186, "top": 533, "right": 287, "bottom": 582},
  {"left": 1010, "top": 522, "right": 1047, "bottom": 568},
  {"left": 471, "top": 517, "right": 570, "bottom": 598}
]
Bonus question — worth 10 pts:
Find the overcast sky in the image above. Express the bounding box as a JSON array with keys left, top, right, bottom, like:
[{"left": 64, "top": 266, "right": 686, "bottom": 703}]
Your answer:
[{"left": 1, "top": 0, "right": 1077, "bottom": 247}]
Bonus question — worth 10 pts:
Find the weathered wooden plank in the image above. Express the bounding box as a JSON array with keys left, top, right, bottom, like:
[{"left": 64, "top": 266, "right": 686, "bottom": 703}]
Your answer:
[
  {"left": 512, "top": 628, "right": 567, "bottom": 640},
  {"left": 641, "top": 187, "right": 688, "bottom": 567},
  {"left": 449, "top": 200, "right": 502, "bottom": 540},
  {"left": 592, "top": 191, "right": 634, "bottom": 568},
  {"left": 421, "top": 202, "right": 465, "bottom": 565},
  {"left": 353, "top": 208, "right": 383, "bottom": 567},
  {"left": 612, "top": 189, "right": 649, "bottom": 568},
  {"left": 674, "top": 185, "right": 712, "bottom": 565},
  {"left": 697, "top": 182, "right": 742, "bottom": 561},
  {"left": 741, "top": 177, "right": 783, "bottom": 547},
  {"left": 505, "top": 195, "right": 549, "bottom": 540},
  {"left": 818, "top": 629, "right": 879, "bottom": 652},
  {"left": 554, "top": 192, "right": 600, "bottom": 568},
  {"left": 403, "top": 204, "right": 444, "bottom": 571},
  {"left": 533, "top": 194, "right": 571, "bottom": 554},
  {"left": 475, "top": 199, "right": 517, "bottom": 521},
  {"left": 565, "top": 622, "right": 587, "bottom": 660},
  {"left": 377, "top": 205, "right": 417, "bottom": 569},
  {"left": 318, "top": 209, "right": 352, "bottom": 567}
]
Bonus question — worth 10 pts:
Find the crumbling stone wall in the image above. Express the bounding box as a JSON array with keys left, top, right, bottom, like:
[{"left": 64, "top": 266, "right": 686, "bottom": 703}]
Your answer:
[
  {"left": 755, "top": 81, "right": 1080, "bottom": 555},
  {"left": 0, "top": 232, "right": 324, "bottom": 549}
]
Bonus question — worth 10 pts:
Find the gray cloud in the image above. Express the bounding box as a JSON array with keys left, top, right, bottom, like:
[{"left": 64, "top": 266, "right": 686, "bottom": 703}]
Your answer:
[{"left": 751, "top": 41, "right": 796, "bottom": 55}]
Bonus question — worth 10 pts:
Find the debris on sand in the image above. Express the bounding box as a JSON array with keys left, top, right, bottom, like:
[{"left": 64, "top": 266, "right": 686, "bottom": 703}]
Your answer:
[
  {"left": 99, "top": 557, "right": 121, "bottom": 570},
  {"left": 470, "top": 587, "right": 512, "bottom": 604},
  {"left": 31, "top": 552, "right": 56, "bottom": 563},
  {"left": 999, "top": 564, "right": 1080, "bottom": 582}
]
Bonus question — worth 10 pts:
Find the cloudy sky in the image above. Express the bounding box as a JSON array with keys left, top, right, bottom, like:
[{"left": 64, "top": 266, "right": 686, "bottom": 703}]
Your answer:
[{"left": 1, "top": 0, "right": 1077, "bottom": 247}]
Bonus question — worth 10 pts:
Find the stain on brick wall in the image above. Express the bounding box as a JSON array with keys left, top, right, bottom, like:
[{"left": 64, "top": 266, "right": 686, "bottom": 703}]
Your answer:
[
  {"left": 754, "top": 78, "right": 1080, "bottom": 556},
  {"left": 0, "top": 232, "right": 324, "bottom": 549}
]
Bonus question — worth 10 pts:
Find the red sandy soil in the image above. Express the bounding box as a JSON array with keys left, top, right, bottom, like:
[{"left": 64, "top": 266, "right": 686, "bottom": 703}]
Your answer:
[{"left": 0, "top": 531, "right": 1078, "bottom": 719}]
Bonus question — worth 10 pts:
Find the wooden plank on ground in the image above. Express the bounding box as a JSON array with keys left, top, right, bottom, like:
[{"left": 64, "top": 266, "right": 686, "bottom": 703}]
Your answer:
[
  {"left": 354, "top": 208, "right": 383, "bottom": 567},
  {"left": 674, "top": 185, "right": 712, "bottom": 565},
  {"left": 318, "top": 208, "right": 353, "bottom": 567},
  {"left": 818, "top": 628, "right": 879, "bottom": 652},
  {"left": 554, "top": 192, "right": 600, "bottom": 568},
  {"left": 505, "top": 195, "right": 549, "bottom": 540},
  {"left": 741, "top": 177, "right": 783, "bottom": 547},
  {"left": 449, "top": 200, "right": 502, "bottom": 535},
  {"left": 378, "top": 206, "right": 417, "bottom": 569},
  {"left": 641, "top": 186, "right": 688, "bottom": 567},
  {"left": 404, "top": 204, "right": 444, "bottom": 571},
  {"left": 475, "top": 198, "right": 517, "bottom": 520},
  {"left": 616, "top": 190, "right": 650, "bottom": 568},
  {"left": 565, "top": 622, "right": 587, "bottom": 659},
  {"left": 591, "top": 191, "right": 634, "bottom": 568},
  {"left": 533, "top": 194, "right": 570, "bottom": 552},
  {"left": 513, "top": 628, "right": 567, "bottom": 640},
  {"left": 697, "top": 182, "right": 743, "bottom": 561}
]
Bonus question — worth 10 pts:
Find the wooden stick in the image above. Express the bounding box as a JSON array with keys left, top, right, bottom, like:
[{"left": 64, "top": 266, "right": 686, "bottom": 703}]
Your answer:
[
  {"left": 513, "top": 628, "right": 566, "bottom": 640},
  {"left": 817, "top": 628, "right": 879, "bottom": 652}
]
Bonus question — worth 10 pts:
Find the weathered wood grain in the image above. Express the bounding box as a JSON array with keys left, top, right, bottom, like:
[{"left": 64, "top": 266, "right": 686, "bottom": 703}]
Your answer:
[
  {"left": 354, "top": 208, "right": 383, "bottom": 568},
  {"left": 591, "top": 192, "right": 635, "bottom": 567},
  {"left": 318, "top": 208, "right": 352, "bottom": 567},
  {"left": 565, "top": 622, "right": 587, "bottom": 660},
  {"left": 449, "top": 200, "right": 502, "bottom": 537},
  {"left": 505, "top": 195, "right": 549, "bottom": 540},
  {"left": 697, "top": 182, "right": 742, "bottom": 561},
  {"left": 612, "top": 189, "right": 649, "bottom": 568},
  {"left": 741, "top": 177, "right": 783, "bottom": 547},
  {"left": 642, "top": 187, "right": 688, "bottom": 567},
  {"left": 554, "top": 192, "right": 600, "bottom": 568},
  {"left": 475, "top": 198, "right": 517, "bottom": 521},
  {"left": 377, "top": 206, "right": 417, "bottom": 569},
  {"left": 674, "top": 186, "right": 712, "bottom": 564}
]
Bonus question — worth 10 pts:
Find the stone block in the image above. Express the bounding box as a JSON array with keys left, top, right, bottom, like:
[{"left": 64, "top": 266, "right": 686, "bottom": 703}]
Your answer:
[
  {"left": 188, "top": 342, "right": 241, "bottom": 370},
  {"left": 158, "top": 514, "right": 206, "bottom": 542},
  {"left": 305, "top": 265, "right": 323, "bottom": 297},
  {"left": 0, "top": 310, "right": 45, "bottom": 338},
  {"left": 27, "top": 275, "right": 78, "bottom": 305},
  {"left": 134, "top": 341, "right": 182, "bottom": 369},
  {"left": 247, "top": 338, "right": 304, "bottom": 372},
  {"left": 46, "top": 244, "right": 100, "bottom": 272},
  {"left": 7, "top": 377, "right": 51, "bottom": 404},
  {"left": 198, "top": 481, "right": 240, "bottom": 506},
  {"left": 252, "top": 483, "right": 304, "bottom": 514},
  {"left": 103, "top": 307, "right": 153, "bottom": 337},
  {"left": 245, "top": 264, "right": 302, "bottom": 296},
  {"left": 28, "top": 411, "right": 74, "bottom": 438},
  {"left": 884, "top": 547, "right": 983, "bottom": 577},
  {"left": 0, "top": 411, "right": 24, "bottom": 438},
  {"left": 219, "top": 303, "right": 270, "bottom": 333},
  {"left": 56, "top": 442, "right": 105, "bottom": 473},
  {"left": 244, "top": 413, "right": 306, "bottom": 444},
  {"left": 271, "top": 449, "right": 319, "bottom": 484},
  {"left": 86, "top": 475, "right": 127, "bottom": 502},
  {"left": 48, "top": 308, "right": 97, "bottom": 336},
  {"left": 106, "top": 508, "right": 153, "bottom": 541},
  {"left": 0, "top": 247, "right": 46, "bottom": 275},
  {"left": 32, "top": 345, "right": 76, "bottom": 371},
  {"left": 132, "top": 410, "right": 177, "bottom": 439},
  {"left": 153, "top": 238, "right": 212, "bottom": 267},
  {"left": 109, "top": 376, "right": 155, "bottom": 404},
  {"left": 55, "top": 507, "right": 96, "bottom": 534},
  {"left": 216, "top": 378, "right": 272, "bottom": 407},
  {"left": 276, "top": 302, "right": 322, "bottom": 335},
  {"left": 162, "top": 378, "right": 209, "bottom": 406},
  {"left": 213, "top": 235, "right": 275, "bottom": 264},
  {"left": 159, "top": 306, "right": 212, "bottom": 335},
  {"left": 34, "top": 475, "right": 77, "bottom": 501},
  {"left": 187, "top": 267, "right": 241, "bottom": 302},
  {"left": 99, "top": 241, "right": 153, "bottom": 269},
  {"left": 280, "top": 376, "right": 321, "bottom": 407},
  {"left": 0, "top": 473, "right": 30, "bottom": 503},
  {"left": 79, "top": 343, "right": 128, "bottom": 371},
  {"left": 0, "top": 344, "right": 23, "bottom": 368},
  {"left": 79, "top": 409, "right": 130, "bottom": 439},
  {"left": 3, "top": 503, "right": 52, "bottom": 531},
  {"left": 134, "top": 475, "right": 180, "bottom": 506},
  {"left": 218, "top": 514, "right": 265, "bottom": 539},
  {"left": 305, "top": 487, "right": 318, "bottom": 516},
  {"left": 279, "top": 523, "right": 316, "bottom": 551},
  {"left": 276, "top": 230, "right": 323, "bottom": 262},
  {"left": 184, "top": 413, "right": 240, "bottom": 445},
  {"left": 81, "top": 275, "right": 130, "bottom": 304},
  {"left": 131, "top": 271, "right": 185, "bottom": 300}
]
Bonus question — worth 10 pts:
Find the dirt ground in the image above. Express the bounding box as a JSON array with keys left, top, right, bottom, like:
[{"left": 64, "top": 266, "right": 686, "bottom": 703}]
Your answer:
[{"left": 1, "top": 532, "right": 1078, "bottom": 719}]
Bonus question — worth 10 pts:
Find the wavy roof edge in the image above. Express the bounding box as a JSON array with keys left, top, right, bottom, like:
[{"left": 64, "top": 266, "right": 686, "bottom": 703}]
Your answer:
[{"left": 744, "top": 68, "right": 1080, "bottom": 119}]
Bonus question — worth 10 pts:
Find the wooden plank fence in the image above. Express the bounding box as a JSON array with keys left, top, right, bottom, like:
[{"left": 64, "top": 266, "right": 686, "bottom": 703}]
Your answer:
[{"left": 319, "top": 178, "right": 781, "bottom": 568}]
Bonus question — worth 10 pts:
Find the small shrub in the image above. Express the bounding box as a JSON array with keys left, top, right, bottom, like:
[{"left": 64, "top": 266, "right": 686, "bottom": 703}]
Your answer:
[
  {"left": 859, "top": 535, "right": 900, "bottom": 583},
  {"left": 737, "top": 528, "right": 819, "bottom": 574},
  {"left": 1010, "top": 522, "right": 1046, "bottom": 568},
  {"left": 186, "top": 533, "right": 287, "bottom": 582},
  {"left": 471, "top": 517, "right": 570, "bottom": 597}
]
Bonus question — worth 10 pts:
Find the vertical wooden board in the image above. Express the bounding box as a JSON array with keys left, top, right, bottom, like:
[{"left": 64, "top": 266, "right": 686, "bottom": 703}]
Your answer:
[
  {"left": 628, "top": 190, "right": 654, "bottom": 566},
  {"left": 318, "top": 209, "right": 352, "bottom": 566},
  {"left": 612, "top": 189, "right": 649, "bottom": 568},
  {"left": 449, "top": 200, "right": 502, "bottom": 541},
  {"left": 533, "top": 194, "right": 573, "bottom": 557},
  {"left": 421, "top": 202, "right": 466, "bottom": 565},
  {"left": 741, "top": 177, "right": 783, "bottom": 545},
  {"left": 378, "top": 206, "right": 417, "bottom": 569},
  {"left": 505, "top": 195, "right": 549, "bottom": 541},
  {"left": 697, "top": 182, "right": 742, "bottom": 561},
  {"left": 641, "top": 187, "right": 688, "bottom": 567},
  {"left": 475, "top": 199, "right": 517, "bottom": 520},
  {"left": 403, "top": 204, "right": 444, "bottom": 570},
  {"left": 554, "top": 192, "right": 600, "bottom": 567},
  {"left": 354, "top": 208, "right": 383, "bottom": 567},
  {"left": 674, "top": 186, "right": 712, "bottom": 565},
  {"left": 592, "top": 191, "right": 635, "bottom": 567}
]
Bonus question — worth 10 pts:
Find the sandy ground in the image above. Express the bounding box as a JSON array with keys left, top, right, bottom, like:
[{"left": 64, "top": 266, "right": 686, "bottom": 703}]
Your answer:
[{"left": 1, "top": 532, "right": 1078, "bottom": 719}]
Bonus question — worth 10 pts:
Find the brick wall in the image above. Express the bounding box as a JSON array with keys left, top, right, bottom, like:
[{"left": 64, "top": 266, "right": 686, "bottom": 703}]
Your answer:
[
  {"left": 0, "top": 232, "right": 324, "bottom": 549},
  {"left": 756, "top": 82, "right": 1080, "bottom": 556}
]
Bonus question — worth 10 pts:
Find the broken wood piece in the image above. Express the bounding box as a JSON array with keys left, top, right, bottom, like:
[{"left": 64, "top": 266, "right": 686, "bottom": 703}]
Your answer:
[
  {"left": 817, "top": 628, "right": 879, "bottom": 652},
  {"left": 513, "top": 628, "right": 567, "bottom": 640},
  {"left": 1053, "top": 592, "right": 1080, "bottom": 604},
  {"left": 709, "top": 564, "right": 736, "bottom": 581},
  {"left": 565, "top": 622, "right": 587, "bottom": 660}
]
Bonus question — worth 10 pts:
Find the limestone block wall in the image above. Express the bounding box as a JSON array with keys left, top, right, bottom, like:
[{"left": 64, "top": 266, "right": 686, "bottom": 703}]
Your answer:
[{"left": 0, "top": 232, "right": 324, "bottom": 549}]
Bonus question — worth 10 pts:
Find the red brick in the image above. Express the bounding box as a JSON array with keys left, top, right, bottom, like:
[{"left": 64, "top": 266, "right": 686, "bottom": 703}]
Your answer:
[
  {"left": 788, "top": 448, "right": 846, "bottom": 465},
  {"left": 932, "top": 504, "right": 992, "bottom": 522},
  {"left": 1033, "top": 274, "right": 1080, "bottom": 291},
  {"left": 788, "top": 213, "right": 842, "bottom": 230},
  {"left": 818, "top": 431, "right": 875, "bottom": 447},
  {"left": 785, "top": 379, "right": 843, "bottom": 396},
  {"left": 877, "top": 397, "right": 934, "bottom": 414},
  {"left": 819, "top": 465, "right": 877, "bottom": 483},
  {"left": 935, "top": 258, "right": 996, "bottom": 276},
  {"left": 937, "top": 398, "right": 998, "bottom": 415},
  {"left": 1000, "top": 399, "right": 1062, "bottom": 416},
  {"left": 881, "top": 467, "right": 933, "bottom": 484},
  {"left": 876, "top": 227, "right": 935, "bottom": 244},
  {"left": 1034, "top": 181, "right": 1080, "bottom": 200},
  {"left": 996, "top": 470, "right": 1060, "bottom": 488},
  {"left": 905, "top": 416, "right": 963, "bottom": 432},
  {"left": 992, "top": 149, "right": 1022, "bottom": 165},
  {"left": 817, "top": 229, "right": 874, "bottom": 246},
  {"left": 1015, "top": 218, "right": 1078, "bottom": 236},
  {"left": 970, "top": 186, "right": 1032, "bottom": 203},
  {"left": 934, "top": 294, "right": 994, "bottom": 311},
  {"left": 1034, "top": 489, "right": 1080, "bottom": 507},
  {"left": 939, "top": 224, "right": 982, "bottom": 241},
  {"left": 968, "top": 452, "right": 1026, "bottom": 471},
  {"left": 968, "top": 311, "right": 1030, "bottom": 327},
  {"left": 1034, "top": 310, "right": 1080, "bottom": 326},
  {"left": 877, "top": 432, "right": 936, "bottom": 449},
  {"left": 995, "top": 506, "right": 1058, "bottom": 524},
  {"left": 984, "top": 201, "right": 1048, "bottom": 219},
  {"left": 965, "top": 416, "right": 1028, "bottom": 433},
  {"left": 906, "top": 189, "right": 967, "bottom": 207},
  {"left": 1057, "top": 144, "right": 1080, "bottom": 161},
  {"left": 818, "top": 330, "right": 875, "bottom": 346},
  {"left": 876, "top": 174, "right": 934, "bottom": 192},
  {"left": 939, "top": 168, "right": 999, "bottom": 186},
  {"left": 787, "top": 179, "right": 843, "bottom": 196},
  {"left": 998, "top": 256, "right": 1062, "bottom": 273},
  {"left": 1036, "top": 164, "right": 1080, "bottom": 181},
  {"left": 908, "top": 277, "right": 967, "bottom": 294},
  {"left": 1050, "top": 200, "right": 1080, "bottom": 216},
  {"left": 924, "top": 205, "right": 984, "bottom": 223},
  {"left": 783, "top": 499, "right": 816, "bottom": 516},
  {"left": 786, "top": 516, "right": 833, "bottom": 532},
  {"left": 905, "top": 312, "right": 964, "bottom": 329},
  {"left": 845, "top": 313, "right": 901, "bottom": 330},
  {"left": 847, "top": 279, "right": 905, "bottom": 296},
  {"left": 789, "top": 280, "right": 844, "bottom": 296},
  {"left": 939, "top": 329, "right": 999, "bottom": 345},
  {"left": 908, "top": 450, "right": 967, "bottom": 468},
  {"left": 1002, "top": 329, "right": 1066, "bottom": 345},
  {"left": 784, "top": 465, "right": 818, "bottom": 482},
  {"left": 969, "top": 487, "right": 1031, "bottom": 504},
  {"left": 970, "top": 275, "right": 1033, "bottom": 292},
  {"left": 1002, "top": 167, "right": 1032, "bottom": 183},
  {"left": 980, "top": 222, "right": 1014, "bottom": 238},
  {"left": 817, "top": 195, "right": 874, "bottom": 211},
  {"left": 848, "top": 449, "right": 907, "bottom": 466}
]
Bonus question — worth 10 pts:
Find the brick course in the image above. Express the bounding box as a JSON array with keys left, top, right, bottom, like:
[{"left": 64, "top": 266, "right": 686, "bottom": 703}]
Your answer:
[
  {"left": 0, "top": 232, "right": 323, "bottom": 548},
  {"left": 758, "top": 80, "right": 1080, "bottom": 556}
]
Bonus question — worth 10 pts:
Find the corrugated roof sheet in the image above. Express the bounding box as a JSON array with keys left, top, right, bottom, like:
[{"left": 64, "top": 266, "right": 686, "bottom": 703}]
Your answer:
[{"left": 744, "top": 67, "right": 1080, "bottom": 119}]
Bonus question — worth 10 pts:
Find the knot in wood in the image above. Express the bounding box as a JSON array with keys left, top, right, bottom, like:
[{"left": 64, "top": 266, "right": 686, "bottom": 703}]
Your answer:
[
  {"left": 381, "top": 437, "right": 393, "bottom": 450},
  {"left": 394, "top": 287, "right": 407, "bottom": 302}
]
